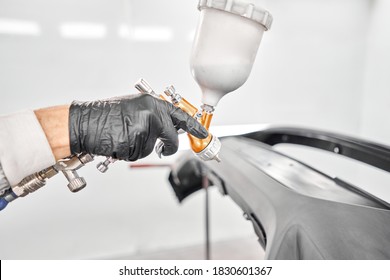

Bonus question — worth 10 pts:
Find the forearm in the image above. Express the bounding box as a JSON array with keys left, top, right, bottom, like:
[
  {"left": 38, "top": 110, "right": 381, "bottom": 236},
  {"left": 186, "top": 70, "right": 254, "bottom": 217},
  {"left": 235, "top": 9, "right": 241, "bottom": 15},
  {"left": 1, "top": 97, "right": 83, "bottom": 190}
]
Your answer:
[{"left": 34, "top": 105, "right": 71, "bottom": 160}]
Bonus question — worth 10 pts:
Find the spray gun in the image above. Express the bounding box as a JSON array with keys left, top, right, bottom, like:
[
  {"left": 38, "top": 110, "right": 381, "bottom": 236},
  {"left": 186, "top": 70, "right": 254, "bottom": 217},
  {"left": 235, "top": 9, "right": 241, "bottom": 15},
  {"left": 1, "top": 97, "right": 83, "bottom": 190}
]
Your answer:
[
  {"left": 97, "top": 78, "right": 222, "bottom": 172},
  {"left": 138, "top": 79, "right": 222, "bottom": 162}
]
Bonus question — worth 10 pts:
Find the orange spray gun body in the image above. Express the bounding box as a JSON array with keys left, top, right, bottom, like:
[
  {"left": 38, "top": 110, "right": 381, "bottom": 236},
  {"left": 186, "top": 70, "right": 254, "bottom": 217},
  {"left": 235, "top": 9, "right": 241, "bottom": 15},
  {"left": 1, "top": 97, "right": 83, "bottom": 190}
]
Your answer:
[{"left": 163, "top": 85, "right": 221, "bottom": 162}]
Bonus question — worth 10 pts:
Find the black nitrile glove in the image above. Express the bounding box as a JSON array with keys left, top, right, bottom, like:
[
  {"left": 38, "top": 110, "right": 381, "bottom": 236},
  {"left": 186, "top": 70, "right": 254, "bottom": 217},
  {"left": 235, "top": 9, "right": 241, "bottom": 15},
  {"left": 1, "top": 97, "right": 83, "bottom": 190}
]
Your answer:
[{"left": 69, "top": 94, "right": 208, "bottom": 161}]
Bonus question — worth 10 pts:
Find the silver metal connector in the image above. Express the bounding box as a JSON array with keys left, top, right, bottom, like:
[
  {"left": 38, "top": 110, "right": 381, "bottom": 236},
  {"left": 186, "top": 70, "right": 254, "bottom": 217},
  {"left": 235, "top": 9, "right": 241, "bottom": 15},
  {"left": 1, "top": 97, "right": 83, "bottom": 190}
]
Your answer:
[
  {"left": 135, "top": 78, "right": 160, "bottom": 98},
  {"left": 164, "top": 85, "right": 182, "bottom": 104},
  {"left": 97, "top": 157, "right": 117, "bottom": 173},
  {"left": 11, "top": 166, "right": 59, "bottom": 198}
]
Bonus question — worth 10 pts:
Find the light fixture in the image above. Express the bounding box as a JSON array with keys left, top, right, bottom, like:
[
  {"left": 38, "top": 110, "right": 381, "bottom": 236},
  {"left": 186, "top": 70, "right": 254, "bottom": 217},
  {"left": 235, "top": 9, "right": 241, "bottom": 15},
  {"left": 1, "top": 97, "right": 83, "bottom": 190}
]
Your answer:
[
  {"left": 118, "top": 24, "right": 131, "bottom": 39},
  {"left": 59, "top": 22, "right": 107, "bottom": 39},
  {"left": 0, "top": 18, "right": 41, "bottom": 36},
  {"left": 131, "top": 26, "right": 173, "bottom": 42}
]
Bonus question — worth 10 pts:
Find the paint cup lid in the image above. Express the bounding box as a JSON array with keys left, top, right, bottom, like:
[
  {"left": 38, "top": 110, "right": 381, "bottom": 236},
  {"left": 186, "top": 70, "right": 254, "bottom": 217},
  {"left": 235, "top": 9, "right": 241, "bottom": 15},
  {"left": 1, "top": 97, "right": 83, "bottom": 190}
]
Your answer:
[{"left": 198, "top": 0, "right": 273, "bottom": 30}]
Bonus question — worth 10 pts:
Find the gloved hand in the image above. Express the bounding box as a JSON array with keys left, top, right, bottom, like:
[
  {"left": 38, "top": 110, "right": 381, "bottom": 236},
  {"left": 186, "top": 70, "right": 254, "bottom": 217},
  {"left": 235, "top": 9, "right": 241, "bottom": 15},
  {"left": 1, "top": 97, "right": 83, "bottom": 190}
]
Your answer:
[{"left": 69, "top": 94, "right": 208, "bottom": 161}]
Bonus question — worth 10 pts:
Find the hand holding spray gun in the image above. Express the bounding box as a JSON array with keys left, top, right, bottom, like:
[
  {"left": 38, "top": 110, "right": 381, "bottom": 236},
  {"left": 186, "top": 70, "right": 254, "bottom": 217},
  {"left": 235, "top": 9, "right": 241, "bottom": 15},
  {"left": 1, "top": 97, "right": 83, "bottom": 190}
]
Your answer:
[
  {"left": 1, "top": 0, "right": 272, "bottom": 211},
  {"left": 0, "top": 91, "right": 208, "bottom": 211},
  {"left": 136, "top": 79, "right": 222, "bottom": 161},
  {"left": 96, "top": 77, "right": 222, "bottom": 173}
]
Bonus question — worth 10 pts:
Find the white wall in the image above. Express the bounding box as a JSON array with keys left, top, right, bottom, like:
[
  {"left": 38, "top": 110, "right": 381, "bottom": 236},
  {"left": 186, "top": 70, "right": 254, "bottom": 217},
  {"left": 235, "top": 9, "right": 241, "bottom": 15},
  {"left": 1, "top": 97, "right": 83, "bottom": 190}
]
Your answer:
[
  {"left": 360, "top": 0, "right": 390, "bottom": 143},
  {"left": 0, "top": 0, "right": 386, "bottom": 259},
  {"left": 218, "top": 0, "right": 369, "bottom": 135}
]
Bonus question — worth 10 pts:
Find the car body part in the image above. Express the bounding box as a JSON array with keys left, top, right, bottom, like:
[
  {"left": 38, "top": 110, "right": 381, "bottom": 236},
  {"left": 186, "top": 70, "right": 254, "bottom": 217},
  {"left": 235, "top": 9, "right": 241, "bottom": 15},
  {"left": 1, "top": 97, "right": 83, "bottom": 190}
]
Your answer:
[{"left": 168, "top": 127, "right": 390, "bottom": 259}]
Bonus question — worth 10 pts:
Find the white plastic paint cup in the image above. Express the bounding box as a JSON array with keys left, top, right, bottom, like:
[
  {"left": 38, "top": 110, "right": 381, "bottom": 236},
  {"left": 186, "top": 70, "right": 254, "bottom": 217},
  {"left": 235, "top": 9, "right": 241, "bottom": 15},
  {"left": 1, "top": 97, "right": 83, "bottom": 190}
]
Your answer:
[{"left": 190, "top": 0, "right": 273, "bottom": 107}]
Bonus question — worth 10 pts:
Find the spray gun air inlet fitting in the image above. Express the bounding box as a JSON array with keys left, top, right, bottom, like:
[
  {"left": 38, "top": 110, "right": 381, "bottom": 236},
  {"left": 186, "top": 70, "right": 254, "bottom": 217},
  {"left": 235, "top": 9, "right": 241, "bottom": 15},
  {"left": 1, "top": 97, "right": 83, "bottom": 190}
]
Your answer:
[{"left": 0, "top": 153, "right": 94, "bottom": 211}]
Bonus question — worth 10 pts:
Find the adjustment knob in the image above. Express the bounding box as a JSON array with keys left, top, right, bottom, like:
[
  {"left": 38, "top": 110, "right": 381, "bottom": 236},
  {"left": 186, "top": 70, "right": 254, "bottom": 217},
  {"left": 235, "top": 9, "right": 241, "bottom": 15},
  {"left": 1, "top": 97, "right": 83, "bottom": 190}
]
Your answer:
[
  {"left": 67, "top": 177, "right": 87, "bottom": 193},
  {"left": 96, "top": 157, "right": 116, "bottom": 173}
]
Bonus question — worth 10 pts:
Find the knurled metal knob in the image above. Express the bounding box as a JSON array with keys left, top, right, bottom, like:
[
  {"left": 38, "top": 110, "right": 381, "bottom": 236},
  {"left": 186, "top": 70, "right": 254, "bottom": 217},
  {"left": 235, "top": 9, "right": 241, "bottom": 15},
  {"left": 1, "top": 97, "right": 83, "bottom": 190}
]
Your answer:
[
  {"left": 96, "top": 157, "right": 116, "bottom": 173},
  {"left": 97, "top": 161, "right": 109, "bottom": 173},
  {"left": 67, "top": 177, "right": 87, "bottom": 193}
]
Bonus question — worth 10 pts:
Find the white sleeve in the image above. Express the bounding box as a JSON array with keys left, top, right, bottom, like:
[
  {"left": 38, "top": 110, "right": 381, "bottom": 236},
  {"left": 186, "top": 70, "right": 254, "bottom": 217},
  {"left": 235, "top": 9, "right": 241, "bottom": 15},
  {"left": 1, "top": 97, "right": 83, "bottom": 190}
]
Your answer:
[
  {"left": 0, "top": 162, "right": 10, "bottom": 195},
  {"left": 0, "top": 110, "right": 56, "bottom": 186}
]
